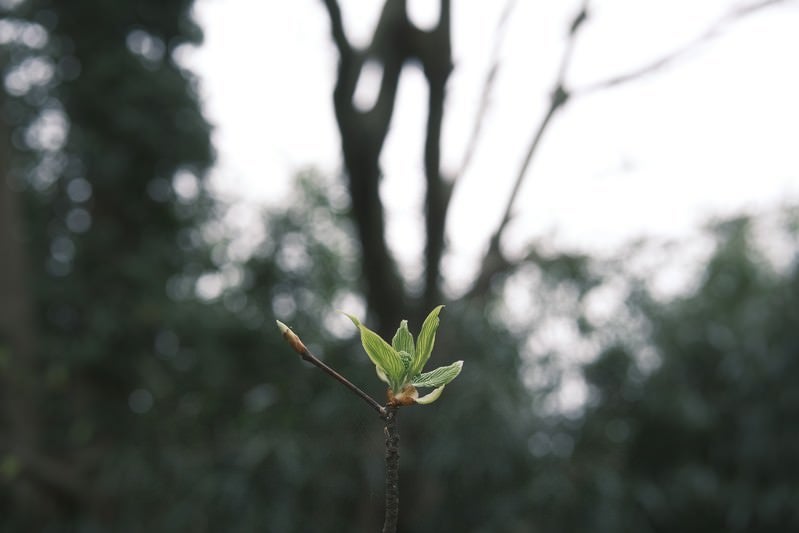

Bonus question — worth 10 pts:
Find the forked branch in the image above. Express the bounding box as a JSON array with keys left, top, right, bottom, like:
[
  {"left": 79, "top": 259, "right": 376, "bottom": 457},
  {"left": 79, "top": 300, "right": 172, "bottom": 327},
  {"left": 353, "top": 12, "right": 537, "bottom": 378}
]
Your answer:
[{"left": 469, "top": 0, "right": 789, "bottom": 298}]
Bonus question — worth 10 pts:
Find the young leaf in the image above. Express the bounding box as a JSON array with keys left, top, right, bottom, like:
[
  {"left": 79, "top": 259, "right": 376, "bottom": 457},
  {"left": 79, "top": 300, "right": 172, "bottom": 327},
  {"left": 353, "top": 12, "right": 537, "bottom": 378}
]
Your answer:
[
  {"left": 375, "top": 365, "right": 390, "bottom": 384},
  {"left": 411, "top": 360, "right": 463, "bottom": 388},
  {"left": 415, "top": 385, "right": 445, "bottom": 405},
  {"left": 344, "top": 313, "right": 405, "bottom": 388},
  {"left": 391, "top": 320, "right": 415, "bottom": 357},
  {"left": 411, "top": 305, "right": 445, "bottom": 376}
]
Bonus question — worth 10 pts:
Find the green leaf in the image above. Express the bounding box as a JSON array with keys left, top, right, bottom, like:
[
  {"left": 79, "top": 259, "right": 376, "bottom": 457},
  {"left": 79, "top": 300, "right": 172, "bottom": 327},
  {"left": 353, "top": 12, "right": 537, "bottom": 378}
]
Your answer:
[
  {"left": 411, "top": 360, "right": 463, "bottom": 388},
  {"left": 411, "top": 305, "right": 445, "bottom": 376},
  {"left": 391, "top": 320, "right": 415, "bottom": 357},
  {"left": 415, "top": 385, "right": 445, "bottom": 405},
  {"left": 375, "top": 365, "right": 390, "bottom": 384},
  {"left": 344, "top": 313, "right": 405, "bottom": 389}
]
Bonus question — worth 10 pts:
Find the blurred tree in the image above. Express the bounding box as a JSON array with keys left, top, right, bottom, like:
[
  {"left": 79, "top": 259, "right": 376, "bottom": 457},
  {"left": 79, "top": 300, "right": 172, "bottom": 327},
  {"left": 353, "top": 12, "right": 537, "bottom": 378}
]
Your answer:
[
  {"left": 2, "top": 0, "right": 797, "bottom": 532},
  {"left": 0, "top": 0, "right": 219, "bottom": 528},
  {"left": 552, "top": 213, "right": 799, "bottom": 532},
  {"left": 315, "top": 1, "right": 792, "bottom": 529},
  {"left": 318, "top": 0, "right": 789, "bottom": 330}
]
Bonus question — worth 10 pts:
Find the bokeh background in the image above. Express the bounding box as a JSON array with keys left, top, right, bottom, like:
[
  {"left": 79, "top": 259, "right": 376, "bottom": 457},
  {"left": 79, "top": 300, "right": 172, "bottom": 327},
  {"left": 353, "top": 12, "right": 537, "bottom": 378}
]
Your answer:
[{"left": 2, "top": 1, "right": 799, "bottom": 531}]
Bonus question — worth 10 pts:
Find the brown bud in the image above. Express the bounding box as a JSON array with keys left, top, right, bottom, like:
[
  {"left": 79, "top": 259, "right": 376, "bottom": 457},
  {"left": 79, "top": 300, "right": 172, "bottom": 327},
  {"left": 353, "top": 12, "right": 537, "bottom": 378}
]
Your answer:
[
  {"left": 387, "top": 384, "right": 418, "bottom": 406},
  {"left": 276, "top": 320, "right": 308, "bottom": 355}
]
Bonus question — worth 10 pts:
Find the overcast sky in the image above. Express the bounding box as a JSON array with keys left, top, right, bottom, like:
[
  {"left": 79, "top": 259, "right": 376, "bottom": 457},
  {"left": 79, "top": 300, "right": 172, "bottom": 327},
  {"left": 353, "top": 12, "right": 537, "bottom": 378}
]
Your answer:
[{"left": 185, "top": 0, "right": 799, "bottom": 290}]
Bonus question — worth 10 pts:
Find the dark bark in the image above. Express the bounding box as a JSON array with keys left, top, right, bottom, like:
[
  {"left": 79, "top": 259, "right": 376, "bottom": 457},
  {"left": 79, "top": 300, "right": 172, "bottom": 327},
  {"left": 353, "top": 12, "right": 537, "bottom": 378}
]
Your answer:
[
  {"left": 323, "top": 0, "right": 411, "bottom": 333},
  {"left": 419, "top": 0, "right": 453, "bottom": 311},
  {"left": 0, "top": 60, "right": 88, "bottom": 521},
  {"left": 381, "top": 405, "right": 400, "bottom": 533},
  {"left": 0, "top": 87, "right": 37, "bottom": 495},
  {"left": 0, "top": 86, "right": 85, "bottom": 517},
  {"left": 321, "top": 0, "right": 453, "bottom": 331}
]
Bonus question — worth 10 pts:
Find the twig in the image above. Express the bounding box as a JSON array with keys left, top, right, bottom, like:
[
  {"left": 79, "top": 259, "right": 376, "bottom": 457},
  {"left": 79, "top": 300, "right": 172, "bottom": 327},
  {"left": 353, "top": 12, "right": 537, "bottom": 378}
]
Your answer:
[
  {"left": 381, "top": 405, "right": 400, "bottom": 533},
  {"left": 493, "top": 0, "right": 589, "bottom": 241},
  {"left": 277, "top": 321, "right": 387, "bottom": 417},
  {"left": 466, "top": 0, "right": 794, "bottom": 300},
  {"left": 455, "top": 0, "right": 518, "bottom": 180},
  {"left": 575, "top": 0, "right": 791, "bottom": 95},
  {"left": 468, "top": 1, "right": 589, "bottom": 298}
]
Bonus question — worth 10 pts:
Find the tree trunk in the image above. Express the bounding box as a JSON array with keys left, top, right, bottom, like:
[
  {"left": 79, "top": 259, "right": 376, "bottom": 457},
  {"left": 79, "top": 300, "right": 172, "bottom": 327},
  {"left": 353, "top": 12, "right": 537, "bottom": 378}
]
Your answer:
[{"left": 0, "top": 86, "right": 43, "bottom": 514}]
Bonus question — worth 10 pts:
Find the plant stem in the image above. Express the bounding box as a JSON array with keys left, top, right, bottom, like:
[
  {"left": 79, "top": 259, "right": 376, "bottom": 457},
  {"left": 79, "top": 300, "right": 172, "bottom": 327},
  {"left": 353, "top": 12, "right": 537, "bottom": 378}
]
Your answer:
[
  {"left": 277, "top": 320, "right": 401, "bottom": 529},
  {"left": 382, "top": 405, "right": 399, "bottom": 533}
]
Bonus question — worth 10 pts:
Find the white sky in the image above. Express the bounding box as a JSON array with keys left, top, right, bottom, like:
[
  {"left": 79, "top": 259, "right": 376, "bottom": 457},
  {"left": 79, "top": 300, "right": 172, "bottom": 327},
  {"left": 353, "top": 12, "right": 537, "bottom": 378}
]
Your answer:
[{"left": 185, "top": 0, "right": 799, "bottom": 292}]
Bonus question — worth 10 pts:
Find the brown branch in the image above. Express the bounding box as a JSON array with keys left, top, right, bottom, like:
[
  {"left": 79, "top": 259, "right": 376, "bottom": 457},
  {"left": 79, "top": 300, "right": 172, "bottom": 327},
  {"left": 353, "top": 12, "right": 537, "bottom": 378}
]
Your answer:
[{"left": 277, "top": 321, "right": 387, "bottom": 416}]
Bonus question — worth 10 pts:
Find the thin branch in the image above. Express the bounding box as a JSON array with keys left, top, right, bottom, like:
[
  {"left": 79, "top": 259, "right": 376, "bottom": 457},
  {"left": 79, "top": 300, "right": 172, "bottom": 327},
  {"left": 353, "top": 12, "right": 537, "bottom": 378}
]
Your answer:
[
  {"left": 455, "top": 0, "right": 517, "bottom": 180},
  {"left": 494, "top": 0, "right": 588, "bottom": 239},
  {"left": 466, "top": 0, "right": 792, "bottom": 299},
  {"left": 320, "top": 0, "right": 352, "bottom": 58},
  {"left": 574, "top": 0, "right": 791, "bottom": 95},
  {"left": 493, "top": 87, "right": 564, "bottom": 241},
  {"left": 277, "top": 321, "right": 387, "bottom": 416},
  {"left": 468, "top": 1, "right": 590, "bottom": 298}
]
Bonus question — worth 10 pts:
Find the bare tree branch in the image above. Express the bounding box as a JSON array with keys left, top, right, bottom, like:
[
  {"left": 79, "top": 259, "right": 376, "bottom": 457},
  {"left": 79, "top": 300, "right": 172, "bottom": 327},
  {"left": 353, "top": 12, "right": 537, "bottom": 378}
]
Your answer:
[
  {"left": 321, "top": 0, "right": 412, "bottom": 333},
  {"left": 321, "top": 0, "right": 352, "bottom": 59},
  {"left": 495, "top": 0, "right": 588, "bottom": 240},
  {"left": 321, "top": 0, "right": 461, "bottom": 324},
  {"left": 468, "top": 0, "right": 790, "bottom": 298},
  {"left": 418, "top": 0, "right": 453, "bottom": 310},
  {"left": 468, "top": 0, "right": 590, "bottom": 298},
  {"left": 455, "top": 0, "right": 517, "bottom": 180},
  {"left": 575, "top": 0, "right": 792, "bottom": 95}
]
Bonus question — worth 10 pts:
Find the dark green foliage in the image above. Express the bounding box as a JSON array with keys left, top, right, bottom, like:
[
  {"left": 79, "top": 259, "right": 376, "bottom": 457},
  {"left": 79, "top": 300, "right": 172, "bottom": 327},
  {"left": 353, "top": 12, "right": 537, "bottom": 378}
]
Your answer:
[{"left": 556, "top": 215, "right": 799, "bottom": 532}]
